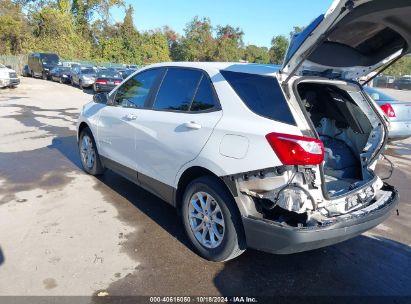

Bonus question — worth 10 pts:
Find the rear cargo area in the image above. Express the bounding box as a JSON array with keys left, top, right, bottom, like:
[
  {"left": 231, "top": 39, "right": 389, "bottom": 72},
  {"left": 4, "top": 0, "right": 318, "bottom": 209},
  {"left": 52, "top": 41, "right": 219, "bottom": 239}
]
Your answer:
[{"left": 297, "top": 81, "right": 385, "bottom": 197}]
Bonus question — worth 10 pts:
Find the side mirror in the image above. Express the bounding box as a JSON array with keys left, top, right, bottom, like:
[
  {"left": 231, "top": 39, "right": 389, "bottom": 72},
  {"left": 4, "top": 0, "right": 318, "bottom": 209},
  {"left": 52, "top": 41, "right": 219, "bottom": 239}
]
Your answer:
[{"left": 93, "top": 92, "right": 108, "bottom": 104}]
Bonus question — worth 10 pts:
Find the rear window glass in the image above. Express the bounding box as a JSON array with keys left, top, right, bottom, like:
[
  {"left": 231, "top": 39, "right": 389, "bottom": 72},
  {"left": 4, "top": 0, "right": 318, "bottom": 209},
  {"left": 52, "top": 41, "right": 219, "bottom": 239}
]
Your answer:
[
  {"left": 98, "top": 71, "right": 121, "bottom": 78},
  {"left": 220, "top": 70, "right": 296, "bottom": 125},
  {"left": 154, "top": 68, "right": 203, "bottom": 111},
  {"left": 190, "top": 76, "right": 217, "bottom": 112},
  {"left": 81, "top": 68, "right": 95, "bottom": 74}
]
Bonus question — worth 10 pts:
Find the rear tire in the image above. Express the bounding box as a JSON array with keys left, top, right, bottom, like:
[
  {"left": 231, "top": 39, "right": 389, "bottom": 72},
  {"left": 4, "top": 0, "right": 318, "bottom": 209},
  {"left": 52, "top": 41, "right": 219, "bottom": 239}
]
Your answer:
[
  {"left": 78, "top": 127, "right": 105, "bottom": 176},
  {"left": 181, "top": 176, "right": 246, "bottom": 262}
]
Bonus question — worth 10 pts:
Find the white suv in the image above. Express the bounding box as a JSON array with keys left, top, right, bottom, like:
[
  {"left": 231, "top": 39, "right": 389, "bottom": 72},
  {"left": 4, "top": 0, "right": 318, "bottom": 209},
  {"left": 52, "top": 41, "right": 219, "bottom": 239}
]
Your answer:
[
  {"left": 77, "top": 0, "right": 407, "bottom": 261},
  {"left": 0, "top": 64, "right": 20, "bottom": 88}
]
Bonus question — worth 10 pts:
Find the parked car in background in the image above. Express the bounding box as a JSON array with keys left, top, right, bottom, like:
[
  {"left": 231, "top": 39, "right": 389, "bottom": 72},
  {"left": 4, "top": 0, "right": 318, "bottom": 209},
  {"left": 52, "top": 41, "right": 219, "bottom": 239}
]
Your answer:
[
  {"left": 394, "top": 76, "right": 411, "bottom": 90},
  {"left": 364, "top": 86, "right": 411, "bottom": 140},
  {"left": 50, "top": 66, "right": 72, "bottom": 84},
  {"left": 61, "top": 61, "right": 79, "bottom": 68},
  {"left": 93, "top": 70, "right": 122, "bottom": 92},
  {"left": 373, "top": 75, "right": 396, "bottom": 88},
  {"left": 22, "top": 64, "right": 30, "bottom": 77},
  {"left": 28, "top": 53, "right": 60, "bottom": 80},
  {"left": 71, "top": 66, "right": 97, "bottom": 89},
  {"left": 0, "top": 63, "right": 20, "bottom": 88},
  {"left": 120, "top": 69, "right": 136, "bottom": 79}
]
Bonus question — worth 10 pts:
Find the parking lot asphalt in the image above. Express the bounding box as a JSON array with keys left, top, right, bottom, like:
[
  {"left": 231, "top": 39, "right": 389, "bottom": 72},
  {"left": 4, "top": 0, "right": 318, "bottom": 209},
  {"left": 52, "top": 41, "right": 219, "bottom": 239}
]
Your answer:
[{"left": 0, "top": 77, "right": 410, "bottom": 297}]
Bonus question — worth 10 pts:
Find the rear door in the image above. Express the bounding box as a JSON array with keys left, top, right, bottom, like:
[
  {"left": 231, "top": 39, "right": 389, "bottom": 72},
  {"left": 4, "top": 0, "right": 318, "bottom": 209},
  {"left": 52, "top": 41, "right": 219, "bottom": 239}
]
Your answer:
[{"left": 134, "top": 67, "right": 223, "bottom": 190}]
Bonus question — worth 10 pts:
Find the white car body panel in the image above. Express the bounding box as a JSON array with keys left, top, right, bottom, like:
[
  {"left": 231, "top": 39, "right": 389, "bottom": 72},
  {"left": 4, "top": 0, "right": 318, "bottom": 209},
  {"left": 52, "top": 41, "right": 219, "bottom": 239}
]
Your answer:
[{"left": 133, "top": 109, "right": 223, "bottom": 187}]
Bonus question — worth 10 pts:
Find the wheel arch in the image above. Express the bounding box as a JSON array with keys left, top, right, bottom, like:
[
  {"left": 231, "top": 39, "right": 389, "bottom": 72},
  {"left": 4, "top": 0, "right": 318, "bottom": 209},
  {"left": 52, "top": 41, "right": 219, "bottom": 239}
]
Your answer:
[
  {"left": 77, "top": 121, "right": 90, "bottom": 141},
  {"left": 175, "top": 166, "right": 238, "bottom": 216}
]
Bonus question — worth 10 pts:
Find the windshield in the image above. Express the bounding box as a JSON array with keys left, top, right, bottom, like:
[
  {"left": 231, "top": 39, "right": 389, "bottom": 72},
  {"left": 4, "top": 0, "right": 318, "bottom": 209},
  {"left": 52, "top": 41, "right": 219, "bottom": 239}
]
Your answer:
[
  {"left": 40, "top": 54, "right": 59, "bottom": 65},
  {"left": 97, "top": 71, "right": 121, "bottom": 78},
  {"left": 364, "top": 87, "right": 394, "bottom": 102}
]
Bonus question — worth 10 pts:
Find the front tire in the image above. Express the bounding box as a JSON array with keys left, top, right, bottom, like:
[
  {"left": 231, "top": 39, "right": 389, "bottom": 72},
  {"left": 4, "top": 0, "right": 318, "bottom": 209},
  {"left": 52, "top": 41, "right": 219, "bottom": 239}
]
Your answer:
[
  {"left": 78, "top": 127, "right": 105, "bottom": 176},
  {"left": 181, "top": 176, "right": 246, "bottom": 262}
]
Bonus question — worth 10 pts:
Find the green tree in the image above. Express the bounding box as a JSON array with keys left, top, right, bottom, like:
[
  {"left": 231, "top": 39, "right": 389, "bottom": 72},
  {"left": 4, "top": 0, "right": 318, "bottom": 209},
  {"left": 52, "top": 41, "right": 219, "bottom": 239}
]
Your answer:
[
  {"left": 269, "top": 35, "right": 289, "bottom": 64},
  {"left": 0, "top": 0, "right": 33, "bottom": 54},
  {"left": 140, "top": 30, "right": 171, "bottom": 64},
  {"left": 177, "top": 16, "right": 216, "bottom": 61},
  {"left": 214, "top": 25, "right": 244, "bottom": 61},
  {"left": 70, "top": 0, "right": 124, "bottom": 38},
  {"left": 31, "top": 5, "right": 92, "bottom": 59},
  {"left": 243, "top": 45, "right": 270, "bottom": 64},
  {"left": 385, "top": 56, "right": 411, "bottom": 76}
]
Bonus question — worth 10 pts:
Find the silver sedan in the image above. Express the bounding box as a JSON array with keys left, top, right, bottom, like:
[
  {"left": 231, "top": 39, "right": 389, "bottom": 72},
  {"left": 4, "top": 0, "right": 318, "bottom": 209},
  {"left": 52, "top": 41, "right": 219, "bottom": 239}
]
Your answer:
[{"left": 365, "top": 86, "right": 411, "bottom": 140}]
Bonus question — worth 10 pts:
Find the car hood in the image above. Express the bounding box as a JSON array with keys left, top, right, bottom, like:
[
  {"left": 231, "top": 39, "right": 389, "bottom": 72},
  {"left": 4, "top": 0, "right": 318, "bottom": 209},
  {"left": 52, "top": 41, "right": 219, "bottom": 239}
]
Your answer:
[
  {"left": 0, "top": 67, "right": 16, "bottom": 73},
  {"left": 281, "top": 0, "right": 411, "bottom": 82}
]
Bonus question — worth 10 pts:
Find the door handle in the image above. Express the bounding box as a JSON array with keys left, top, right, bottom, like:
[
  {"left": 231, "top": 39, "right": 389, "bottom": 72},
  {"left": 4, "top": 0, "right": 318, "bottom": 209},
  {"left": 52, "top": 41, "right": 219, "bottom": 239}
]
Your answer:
[
  {"left": 184, "top": 121, "right": 202, "bottom": 130},
  {"left": 124, "top": 113, "right": 137, "bottom": 121}
]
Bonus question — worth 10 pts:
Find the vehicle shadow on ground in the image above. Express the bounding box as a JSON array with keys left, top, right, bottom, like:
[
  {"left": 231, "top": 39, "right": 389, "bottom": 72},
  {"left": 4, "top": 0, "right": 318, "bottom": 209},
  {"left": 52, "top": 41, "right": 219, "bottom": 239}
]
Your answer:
[
  {"left": 214, "top": 235, "right": 411, "bottom": 296},
  {"left": 48, "top": 136, "right": 83, "bottom": 170},
  {"left": 51, "top": 136, "right": 411, "bottom": 297}
]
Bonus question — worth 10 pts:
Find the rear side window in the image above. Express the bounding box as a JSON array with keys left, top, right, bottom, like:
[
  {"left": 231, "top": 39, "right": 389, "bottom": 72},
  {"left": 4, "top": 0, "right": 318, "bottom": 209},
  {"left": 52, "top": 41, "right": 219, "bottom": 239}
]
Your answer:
[
  {"left": 190, "top": 76, "right": 217, "bottom": 112},
  {"left": 154, "top": 68, "right": 203, "bottom": 111},
  {"left": 220, "top": 70, "right": 296, "bottom": 125},
  {"left": 114, "top": 68, "right": 161, "bottom": 108}
]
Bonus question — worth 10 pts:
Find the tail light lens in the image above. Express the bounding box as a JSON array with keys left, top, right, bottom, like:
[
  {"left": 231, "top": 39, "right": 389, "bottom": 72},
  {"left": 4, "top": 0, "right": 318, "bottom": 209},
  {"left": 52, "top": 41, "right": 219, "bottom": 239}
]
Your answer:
[
  {"left": 380, "top": 104, "right": 396, "bottom": 118},
  {"left": 266, "top": 132, "right": 324, "bottom": 165},
  {"left": 96, "top": 79, "right": 107, "bottom": 84},
  {"left": 114, "top": 80, "right": 122, "bottom": 85}
]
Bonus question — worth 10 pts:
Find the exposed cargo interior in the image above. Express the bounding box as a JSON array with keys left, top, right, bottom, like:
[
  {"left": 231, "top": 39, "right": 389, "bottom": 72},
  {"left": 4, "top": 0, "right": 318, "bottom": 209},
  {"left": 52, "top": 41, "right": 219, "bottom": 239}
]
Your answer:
[{"left": 297, "top": 82, "right": 385, "bottom": 197}]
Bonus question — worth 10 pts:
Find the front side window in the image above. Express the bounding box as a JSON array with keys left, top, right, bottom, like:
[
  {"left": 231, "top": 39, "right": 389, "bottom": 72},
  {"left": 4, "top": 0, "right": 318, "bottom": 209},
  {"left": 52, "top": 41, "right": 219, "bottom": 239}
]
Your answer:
[
  {"left": 220, "top": 70, "right": 296, "bottom": 125},
  {"left": 113, "top": 68, "right": 161, "bottom": 108},
  {"left": 153, "top": 68, "right": 203, "bottom": 111}
]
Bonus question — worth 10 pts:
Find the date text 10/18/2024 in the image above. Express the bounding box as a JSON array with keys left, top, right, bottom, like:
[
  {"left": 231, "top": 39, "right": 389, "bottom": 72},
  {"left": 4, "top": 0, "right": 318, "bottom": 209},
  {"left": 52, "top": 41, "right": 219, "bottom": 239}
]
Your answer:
[{"left": 149, "top": 297, "right": 258, "bottom": 303}]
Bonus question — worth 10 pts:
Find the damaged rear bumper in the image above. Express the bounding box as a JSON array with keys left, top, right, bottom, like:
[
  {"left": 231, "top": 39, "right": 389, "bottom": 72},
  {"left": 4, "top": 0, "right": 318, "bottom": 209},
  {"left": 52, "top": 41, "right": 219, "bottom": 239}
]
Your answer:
[{"left": 242, "top": 184, "right": 399, "bottom": 254}]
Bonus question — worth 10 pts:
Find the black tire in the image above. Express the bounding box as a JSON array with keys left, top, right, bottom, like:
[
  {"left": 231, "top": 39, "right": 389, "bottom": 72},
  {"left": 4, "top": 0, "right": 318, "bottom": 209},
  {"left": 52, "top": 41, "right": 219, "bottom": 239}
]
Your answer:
[
  {"left": 79, "top": 80, "right": 83, "bottom": 90},
  {"left": 78, "top": 127, "right": 105, "bottom": 176},
  {"left": 181, "top": 176, "right": 246, "bottom": 262},
  {"left": 42, "top": 72, "right": 47, "bottom": 80},
  {"left": 59, "top": 77, "right": 63, "bottom": 84}
]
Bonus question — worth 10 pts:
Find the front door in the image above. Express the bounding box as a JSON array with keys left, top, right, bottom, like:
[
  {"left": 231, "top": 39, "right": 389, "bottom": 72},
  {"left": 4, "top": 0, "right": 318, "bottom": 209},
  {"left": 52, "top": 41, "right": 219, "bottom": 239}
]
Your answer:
[{"left": 97, "top": 68, "right": 164, "bottom": 182}]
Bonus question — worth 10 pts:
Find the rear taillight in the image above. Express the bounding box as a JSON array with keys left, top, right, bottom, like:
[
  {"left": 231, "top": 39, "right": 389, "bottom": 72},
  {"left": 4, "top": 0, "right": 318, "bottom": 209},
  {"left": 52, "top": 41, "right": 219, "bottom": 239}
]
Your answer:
[
  {"left": 265, "top": 132, "right": 324, "bottom": 165},
  {"left": 380, "top": 103, "right": 396, "bottom": 118},
  {"left": 114, "top": 80, "right": 122, "bottom": 85},
  {"left": 96, "top": 79, "right": 107, "bottom": 84}
]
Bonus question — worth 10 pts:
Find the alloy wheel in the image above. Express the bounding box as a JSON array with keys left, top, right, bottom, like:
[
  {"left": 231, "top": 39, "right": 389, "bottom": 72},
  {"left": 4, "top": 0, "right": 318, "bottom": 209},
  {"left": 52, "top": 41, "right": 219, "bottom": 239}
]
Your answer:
[
  {"left": 188, "top": 191, "right": 225, "bottom": 249},
  {"left": 80, "top": 135, "right": 96, "bottom": 170}
]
